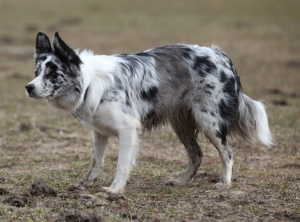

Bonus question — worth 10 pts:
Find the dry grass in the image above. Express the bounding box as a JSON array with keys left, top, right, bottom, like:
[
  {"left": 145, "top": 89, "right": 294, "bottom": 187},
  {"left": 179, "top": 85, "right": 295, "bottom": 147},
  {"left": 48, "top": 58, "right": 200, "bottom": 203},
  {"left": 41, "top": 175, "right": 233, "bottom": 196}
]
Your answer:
[{"left": 0, "top": 0, "right": 299, "bottom": 221}]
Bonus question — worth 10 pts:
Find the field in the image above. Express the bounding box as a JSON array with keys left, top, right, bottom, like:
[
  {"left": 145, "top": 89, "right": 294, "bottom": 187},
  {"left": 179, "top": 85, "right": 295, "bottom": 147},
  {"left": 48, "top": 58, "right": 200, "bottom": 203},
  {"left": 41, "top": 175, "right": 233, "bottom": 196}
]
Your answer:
[{"left": 0, "top": 0, "right": 299, "bottom": 221}]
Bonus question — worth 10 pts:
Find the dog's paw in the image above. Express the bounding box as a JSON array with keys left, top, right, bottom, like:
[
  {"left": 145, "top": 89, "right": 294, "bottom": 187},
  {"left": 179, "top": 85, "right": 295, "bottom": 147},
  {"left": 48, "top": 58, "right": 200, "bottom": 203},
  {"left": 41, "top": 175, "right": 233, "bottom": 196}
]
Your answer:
[
  {"left": 165, "top": 178, "right": 186, "bottom": 186},
  {"left": 80, "top": 172, "right": 99, "bottom": 187},
  {"left": 213, "top": 182, "right": 231, "bottom": 190},
  {"left": 101, "top": 187, "right": 126, "bottom": 201},
  {"left": 80, "top": 179, "right": 96, "bottom": 187},
  {"left": 100, "top": 186, "right": 114, "bottom": 193},
  {"left": 100, "top": 186, "right": 124, "bottom": 194}
]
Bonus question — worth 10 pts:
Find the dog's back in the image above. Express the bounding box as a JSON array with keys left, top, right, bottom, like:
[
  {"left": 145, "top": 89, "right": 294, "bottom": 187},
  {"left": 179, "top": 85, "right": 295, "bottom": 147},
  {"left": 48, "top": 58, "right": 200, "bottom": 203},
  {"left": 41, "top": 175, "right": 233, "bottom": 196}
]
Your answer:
[{"left": 111, "top": 45, "right": 242, "bottom": 135}]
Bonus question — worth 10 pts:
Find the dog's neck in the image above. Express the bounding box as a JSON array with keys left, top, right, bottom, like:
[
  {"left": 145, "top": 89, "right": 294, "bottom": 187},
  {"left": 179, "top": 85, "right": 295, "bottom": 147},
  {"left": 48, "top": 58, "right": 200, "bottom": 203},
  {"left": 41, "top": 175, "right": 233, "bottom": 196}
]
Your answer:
[
  {"left": 47, "top": 86, "right": 87, "bottom": 112},
  {"left": 70, "top": 87, "right": 89, "bottom": 121}
]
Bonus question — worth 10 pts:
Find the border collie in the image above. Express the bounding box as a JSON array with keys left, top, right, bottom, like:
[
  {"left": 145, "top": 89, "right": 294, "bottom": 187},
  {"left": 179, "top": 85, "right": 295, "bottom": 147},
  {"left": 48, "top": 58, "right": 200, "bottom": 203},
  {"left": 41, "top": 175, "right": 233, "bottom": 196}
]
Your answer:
[{"left": 26, "top": 32, "right": 273, "bottom": 194}]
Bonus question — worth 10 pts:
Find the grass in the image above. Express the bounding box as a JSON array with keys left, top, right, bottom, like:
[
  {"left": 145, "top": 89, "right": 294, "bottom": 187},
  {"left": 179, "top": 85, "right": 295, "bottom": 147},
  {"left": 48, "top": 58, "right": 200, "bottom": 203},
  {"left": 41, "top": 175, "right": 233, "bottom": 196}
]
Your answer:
[{"left": 0, "top": 0, "right": 300, "bottom": 221}]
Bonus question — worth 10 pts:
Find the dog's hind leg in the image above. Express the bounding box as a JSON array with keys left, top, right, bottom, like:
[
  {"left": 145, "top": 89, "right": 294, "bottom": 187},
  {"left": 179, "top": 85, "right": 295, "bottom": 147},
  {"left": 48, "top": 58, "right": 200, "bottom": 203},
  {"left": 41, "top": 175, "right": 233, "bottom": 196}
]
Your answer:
[
  {"left": 212, "top": 139, "right": 233, "bottom": 190},
  {"left": 193, "top": 108, "right": 233, "bottom": 190},
  {"left": 166, "top": 108, "right": 203, "bottom": 186},
  {"left": 82, "top": 131, "right": 108, "bottom": 186}
]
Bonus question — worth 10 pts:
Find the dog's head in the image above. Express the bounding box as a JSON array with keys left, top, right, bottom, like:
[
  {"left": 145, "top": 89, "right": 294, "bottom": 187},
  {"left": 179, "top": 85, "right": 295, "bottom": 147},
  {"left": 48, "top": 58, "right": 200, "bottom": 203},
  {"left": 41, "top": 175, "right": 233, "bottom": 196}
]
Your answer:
[{"left": 26, "top": 32, "right": 82, "bottom": 104}]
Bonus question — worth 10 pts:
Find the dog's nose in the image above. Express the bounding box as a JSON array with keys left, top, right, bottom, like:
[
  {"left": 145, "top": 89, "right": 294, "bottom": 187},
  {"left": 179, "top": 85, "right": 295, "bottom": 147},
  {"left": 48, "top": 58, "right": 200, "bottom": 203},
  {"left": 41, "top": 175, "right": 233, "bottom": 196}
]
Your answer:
[{"left": 25, "top": 83, "right": 35, "bottom": 93}]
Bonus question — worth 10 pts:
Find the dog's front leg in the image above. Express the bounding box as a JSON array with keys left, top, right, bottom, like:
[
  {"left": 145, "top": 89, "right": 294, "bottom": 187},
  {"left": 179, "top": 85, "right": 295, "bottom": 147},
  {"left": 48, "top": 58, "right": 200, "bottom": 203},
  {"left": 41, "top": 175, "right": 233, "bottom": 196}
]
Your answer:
[
  {"left": 82, "top": 131, "right": 108, "bottom": 186},
  {"left": 102, "top": 126, "right": 139, "bottom": 194}
]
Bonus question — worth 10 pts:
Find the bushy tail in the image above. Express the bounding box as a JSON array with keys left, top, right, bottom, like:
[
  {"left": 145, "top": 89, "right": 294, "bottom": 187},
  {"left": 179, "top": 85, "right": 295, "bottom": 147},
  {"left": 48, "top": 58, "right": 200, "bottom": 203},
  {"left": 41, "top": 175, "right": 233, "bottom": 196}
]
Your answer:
[{"left": 232, "top": 93, "right": 274, "bottom": 146}]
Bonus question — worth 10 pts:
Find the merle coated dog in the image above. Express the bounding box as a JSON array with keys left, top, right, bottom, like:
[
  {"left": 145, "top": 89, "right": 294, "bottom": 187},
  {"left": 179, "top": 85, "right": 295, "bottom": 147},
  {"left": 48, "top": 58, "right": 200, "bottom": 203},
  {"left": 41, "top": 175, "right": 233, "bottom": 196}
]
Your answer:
[{"left": 26, "top": 32, "right": 273, "bottom": 193}]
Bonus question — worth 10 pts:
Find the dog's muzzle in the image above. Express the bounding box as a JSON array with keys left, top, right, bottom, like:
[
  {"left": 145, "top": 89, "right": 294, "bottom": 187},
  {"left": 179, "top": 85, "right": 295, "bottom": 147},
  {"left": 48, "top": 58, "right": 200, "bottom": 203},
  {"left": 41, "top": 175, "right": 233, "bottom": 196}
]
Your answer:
[{"left": 25, "top": 83, "right": 42, "bottom": 99}]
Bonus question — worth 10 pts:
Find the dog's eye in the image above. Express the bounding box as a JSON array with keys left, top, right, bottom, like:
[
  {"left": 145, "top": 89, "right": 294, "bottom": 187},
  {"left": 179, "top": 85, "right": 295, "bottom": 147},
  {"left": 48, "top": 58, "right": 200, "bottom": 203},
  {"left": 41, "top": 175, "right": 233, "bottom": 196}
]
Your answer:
[{"left": 48, "top": 71, "right": 58, "bottom": 79}]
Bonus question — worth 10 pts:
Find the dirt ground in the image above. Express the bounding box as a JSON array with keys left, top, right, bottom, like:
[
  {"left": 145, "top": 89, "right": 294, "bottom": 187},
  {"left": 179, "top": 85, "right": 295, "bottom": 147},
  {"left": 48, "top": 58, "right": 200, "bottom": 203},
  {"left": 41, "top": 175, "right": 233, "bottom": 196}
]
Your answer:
[{"left": 0, "top": 0, "right": 299, "bottom": 221}]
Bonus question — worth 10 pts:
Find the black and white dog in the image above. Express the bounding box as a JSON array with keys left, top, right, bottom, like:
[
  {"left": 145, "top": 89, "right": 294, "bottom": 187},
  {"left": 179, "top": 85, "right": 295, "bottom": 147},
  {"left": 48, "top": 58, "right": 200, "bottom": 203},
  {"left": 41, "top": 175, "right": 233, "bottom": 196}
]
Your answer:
[{"left": 26, "top": 32, "right": 273, "bottom": 194}]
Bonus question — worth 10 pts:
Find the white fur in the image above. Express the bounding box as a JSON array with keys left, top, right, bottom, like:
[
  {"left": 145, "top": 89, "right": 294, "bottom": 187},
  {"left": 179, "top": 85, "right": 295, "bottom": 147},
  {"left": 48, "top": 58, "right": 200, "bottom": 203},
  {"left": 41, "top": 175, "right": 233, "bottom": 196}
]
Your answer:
[{"left": 254, "top": 101, "right": 274, "bottom": 146}]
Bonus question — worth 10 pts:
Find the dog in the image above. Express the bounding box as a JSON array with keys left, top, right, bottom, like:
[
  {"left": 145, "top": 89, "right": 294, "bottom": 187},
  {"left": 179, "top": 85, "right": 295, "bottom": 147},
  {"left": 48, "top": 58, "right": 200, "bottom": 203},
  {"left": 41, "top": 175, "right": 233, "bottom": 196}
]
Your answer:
[{"left": 26, "top": 32, "right": 273, "bottom": 194}]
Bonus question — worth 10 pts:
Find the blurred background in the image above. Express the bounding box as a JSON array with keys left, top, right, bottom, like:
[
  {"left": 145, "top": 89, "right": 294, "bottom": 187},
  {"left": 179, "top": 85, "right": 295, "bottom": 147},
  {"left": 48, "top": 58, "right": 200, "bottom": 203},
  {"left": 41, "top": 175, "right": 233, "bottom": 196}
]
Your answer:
[{"left": 0, "top": 0, "right": 299, "bottom": 221}]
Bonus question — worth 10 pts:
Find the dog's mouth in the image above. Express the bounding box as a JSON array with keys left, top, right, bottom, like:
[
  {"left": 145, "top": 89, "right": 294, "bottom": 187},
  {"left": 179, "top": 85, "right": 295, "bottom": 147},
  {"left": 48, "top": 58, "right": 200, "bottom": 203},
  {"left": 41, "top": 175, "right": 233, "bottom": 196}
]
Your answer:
[
  {"left": 31, "top": 96, "right": 43, "bottom": 100},
  {"left": 28, "top": 95, "right": 43, "bottom": 100},
  {"left": 26, "top": 91, "right": 44, "bottom": 100}
]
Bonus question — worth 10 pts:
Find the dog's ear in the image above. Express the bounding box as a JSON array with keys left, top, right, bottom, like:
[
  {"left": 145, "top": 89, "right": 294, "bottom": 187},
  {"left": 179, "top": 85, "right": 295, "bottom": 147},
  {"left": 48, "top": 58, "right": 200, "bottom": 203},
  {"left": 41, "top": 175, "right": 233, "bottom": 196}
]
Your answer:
[
  {"left": 53, "top": 32, "right": 82, "bottom": 67},
  {"left": 36, "top": 32, "right": 52, "bottom": 54}
]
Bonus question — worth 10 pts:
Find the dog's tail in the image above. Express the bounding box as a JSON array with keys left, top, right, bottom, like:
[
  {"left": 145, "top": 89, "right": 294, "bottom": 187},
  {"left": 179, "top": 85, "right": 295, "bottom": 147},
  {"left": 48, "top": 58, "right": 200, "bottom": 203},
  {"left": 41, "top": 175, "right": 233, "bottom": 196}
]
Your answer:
[{"left": 232, "top": 93, "right": 274, "bottom": 146}]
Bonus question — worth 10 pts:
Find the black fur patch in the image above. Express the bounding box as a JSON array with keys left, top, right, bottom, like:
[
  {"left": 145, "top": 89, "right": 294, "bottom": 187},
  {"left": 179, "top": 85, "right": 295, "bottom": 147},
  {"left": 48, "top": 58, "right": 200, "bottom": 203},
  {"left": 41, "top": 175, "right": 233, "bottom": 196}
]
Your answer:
[
  {"left": 193, "top": 56, "right": 217, "bottom": 77},
  {"left": 45, "top": 62, "right": 59, "bottom": 81},
  {"left": 36, "top": 55, "right": 48, "bottom": 64},
  {"left": 218, "top": 99, "right": 235, "bottom": 122},
  {"left": 141, "top": 86, "right": 158, "bottom": 101},
  {"left": 36, "top": 32, "right": 51, "bottom": 54},
  {"left": 142, "top": 109, "right": 163, "bottom": 131},
  {"left": 180, "top": 48, "right": 193, "bottom": 60},
  {"left": 219, "top": 70, "right": 227, "bottom": 83},
  {"left": 222, "top": 77, "right": 239, "bottom": 112},
  {"left": 216, "top": 124, "right": 227, "bottom": 146},
  {"left": 46, "top": 62, "right": 58, "bottom": 72},
  {"left": 217, "top": 91, "right": 238, "bottom": 145},
  {"left": 135, "top": 52, "right": 151, "bottom": 57},
  {"left": 206, "top": 84, "right": 214, "bottom": 89},
  {"left": 205, "top": 84, "right": 215, "bottom": 93},
  {"left": 223, "top": 77, "right": 236, "bottom": 94},
  {"left": 60, "top": 75, "right": 67, "bottom": 82}
]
